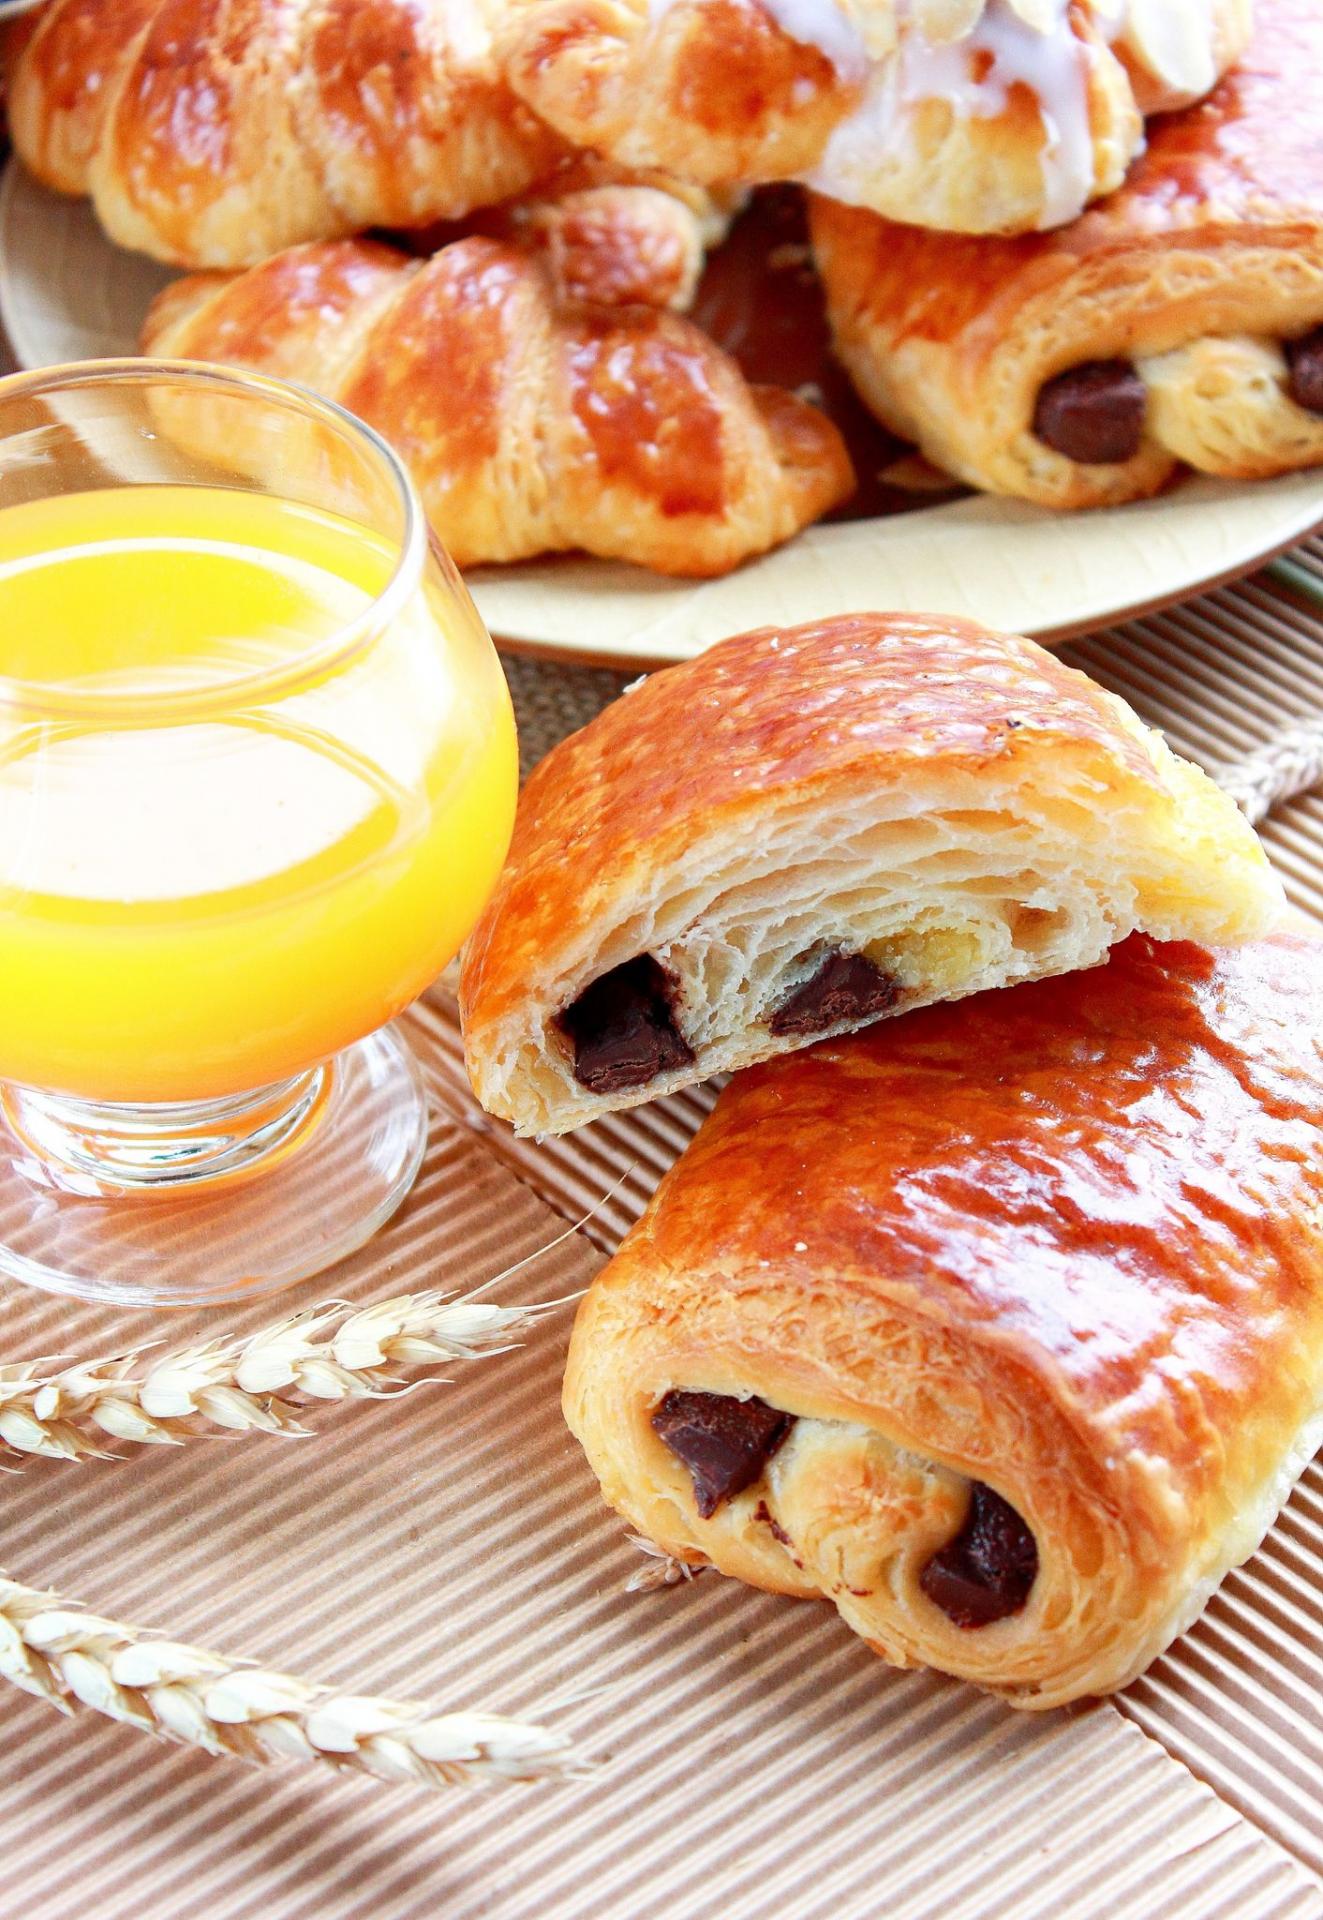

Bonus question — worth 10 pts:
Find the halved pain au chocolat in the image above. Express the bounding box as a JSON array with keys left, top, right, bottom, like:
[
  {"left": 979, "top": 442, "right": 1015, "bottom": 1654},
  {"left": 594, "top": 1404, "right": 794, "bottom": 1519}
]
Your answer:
[
  {"left": 920, "top": 1482, "right": 1039, "bottom": 1629},
  {"left": 652, "top": 1389, "right": 795, "bottom": 1519},
  {"left": 1032, "top": 361, "right": 1148, "bottom": 465},
  {"left": 559, "top": 955, "right": 695, "bottom": 1095},
  {"left": 768, "top": 949, "right": 900, "bottom": 1038},
  {"left": 1286, "top": 327, "right": 1323, "bottom": 416}
]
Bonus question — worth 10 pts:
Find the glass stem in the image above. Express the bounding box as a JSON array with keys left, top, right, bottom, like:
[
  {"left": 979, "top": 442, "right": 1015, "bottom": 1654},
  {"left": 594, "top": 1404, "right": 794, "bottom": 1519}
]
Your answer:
[{"left": 1, "top": 1069, "right": 331, "bottom": 1198}]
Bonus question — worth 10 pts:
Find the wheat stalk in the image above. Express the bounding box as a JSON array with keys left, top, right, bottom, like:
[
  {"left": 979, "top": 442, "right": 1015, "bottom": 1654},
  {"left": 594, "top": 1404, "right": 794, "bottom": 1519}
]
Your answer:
[
  {"left": 0, "top": 1573, "right": 571, "bottom": 1787},
  {"left": 0, "top": 1290, "right": 543, "bottom": 1465},
  {"left": 1218, "top": 715, "right": 1323, "bottom": 824},
  {"left": 623, "top": 1535, "right": 711, "bottom": 1594}
]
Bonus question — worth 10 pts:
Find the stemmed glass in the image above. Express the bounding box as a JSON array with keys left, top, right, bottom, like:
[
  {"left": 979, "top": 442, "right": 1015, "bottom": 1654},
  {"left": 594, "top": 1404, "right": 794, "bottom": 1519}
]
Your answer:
[{"left": 0, "top": 359, "right": 518, "bottom": 1306}]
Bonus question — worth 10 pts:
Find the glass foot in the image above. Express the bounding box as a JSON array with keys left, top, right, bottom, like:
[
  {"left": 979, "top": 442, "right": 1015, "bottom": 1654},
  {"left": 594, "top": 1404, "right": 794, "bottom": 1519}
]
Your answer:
[{"left": 0, "top": 1026, "right": 428, "bottom": 1308}]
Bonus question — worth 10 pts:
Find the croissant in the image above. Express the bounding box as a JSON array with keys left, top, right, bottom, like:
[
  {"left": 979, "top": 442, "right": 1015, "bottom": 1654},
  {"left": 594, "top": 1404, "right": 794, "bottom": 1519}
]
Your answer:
[
  {"left": 564, "top": 927, "right": 1323, "bottom": 1707},
  {"left": 141, "top": 228, "right": 853, "bottom": 575},
  {"left": 4, "top": 0, "right": 565, "bottom": 267},
  {"left": 503, "top": 0, "right": 1250, "bottom": 237},
  {"left": 458, "top": 613, "right": 1281, "bottom": 1136},
  {"left": 811, "top": 0, "right": 1323, "bottom": 508}
]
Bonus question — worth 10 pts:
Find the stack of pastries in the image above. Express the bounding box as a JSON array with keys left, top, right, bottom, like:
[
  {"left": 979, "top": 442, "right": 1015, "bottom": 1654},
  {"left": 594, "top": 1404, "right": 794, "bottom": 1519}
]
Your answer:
[
  {"left": 7, "top": 0, "right": 1323, "bottom": 572},
  {"left": 460, "top": 612, "right": 1323, "bottom": 1709},
  {"left": 6, "top": 0, "right": 1318, "bottom": 1714}
]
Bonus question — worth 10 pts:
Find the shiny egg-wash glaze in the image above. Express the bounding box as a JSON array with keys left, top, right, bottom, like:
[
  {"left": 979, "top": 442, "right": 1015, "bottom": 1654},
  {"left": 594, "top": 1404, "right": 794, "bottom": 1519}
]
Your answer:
[
  {"left": 812, "top": 0, "right": 1323, "bottom": 507},
  {"left": 140, "top": 226, "right": 852, "bottom": 576},
  {"left": 564, "top": 931, "right": 1323, "bottom": 1708}
]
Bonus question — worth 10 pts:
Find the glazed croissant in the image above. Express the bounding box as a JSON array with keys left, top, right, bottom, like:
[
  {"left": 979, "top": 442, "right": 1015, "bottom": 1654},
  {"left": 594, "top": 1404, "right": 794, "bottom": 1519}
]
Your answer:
[
  {"left": 5, "top": 0, "right": 565, "bottom": 267},
  {"left": 504, "top": 0, "right": 1250, "bottom": 237},
  {"left": 459, "top": 613, "right": 1281, "bottom": 1136},
  {"left": 811, "top": 0, "right": 1323, "bottom": 508},
  {"left": 142, "top": 228, "right": 853, "bottom": 575},
  {"left": 565, "top": 928, "right": 1323, "bottom": 1707}
]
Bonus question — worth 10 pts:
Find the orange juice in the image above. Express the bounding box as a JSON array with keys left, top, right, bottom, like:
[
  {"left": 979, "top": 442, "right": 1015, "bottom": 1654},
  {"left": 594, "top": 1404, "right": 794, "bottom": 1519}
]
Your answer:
[{"left": 0, "top": 485, "right": 517, "bottom": 1103}]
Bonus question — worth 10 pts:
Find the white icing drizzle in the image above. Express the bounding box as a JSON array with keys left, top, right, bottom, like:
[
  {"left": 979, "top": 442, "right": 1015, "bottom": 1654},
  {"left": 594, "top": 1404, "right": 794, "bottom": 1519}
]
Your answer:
[
  {"left": 647, "top": 0, "right": 878, "bottom": 65},
  {"left": 643, "top": 0, "right": 1222, "bottom": 225},
  {"left": 803, "top": 0, "right": 1097, "bottom": 229},
  {"left": 439, "top": 0, "right": 493, "bottom": 65},
  {"left": 759, "top": 0, "right": 874, "bottom": 70}
]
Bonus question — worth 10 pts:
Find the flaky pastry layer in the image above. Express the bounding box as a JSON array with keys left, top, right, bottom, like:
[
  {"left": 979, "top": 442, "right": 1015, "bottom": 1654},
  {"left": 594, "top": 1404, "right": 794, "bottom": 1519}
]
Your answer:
[{"left": 458, "top": 613, "right": 1281, "bottom": 1136}]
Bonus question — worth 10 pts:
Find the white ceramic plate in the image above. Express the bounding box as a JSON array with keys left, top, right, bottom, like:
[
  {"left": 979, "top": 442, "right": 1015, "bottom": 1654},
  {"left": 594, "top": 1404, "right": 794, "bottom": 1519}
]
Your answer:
[{"left": 5, "top": 158, "right": 1323, "bottom": 667}]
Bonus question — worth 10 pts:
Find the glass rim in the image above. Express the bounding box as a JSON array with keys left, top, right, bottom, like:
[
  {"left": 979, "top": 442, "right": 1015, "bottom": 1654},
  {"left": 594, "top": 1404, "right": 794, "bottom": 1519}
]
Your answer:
[{"left": 0, "top": 356, "right": 428, "bottom": 722}]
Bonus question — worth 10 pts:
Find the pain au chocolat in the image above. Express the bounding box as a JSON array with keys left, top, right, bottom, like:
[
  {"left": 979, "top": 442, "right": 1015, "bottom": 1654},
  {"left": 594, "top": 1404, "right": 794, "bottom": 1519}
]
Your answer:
[
  {"left": 458, "top": 614, "right": 1280, "bottom": 1136},
  {"left": 564, "top": 928, "right": 1323, "bottom": 1707},
  {"left": 811, "top": 0, "right": 1323, "bottom": 508}
]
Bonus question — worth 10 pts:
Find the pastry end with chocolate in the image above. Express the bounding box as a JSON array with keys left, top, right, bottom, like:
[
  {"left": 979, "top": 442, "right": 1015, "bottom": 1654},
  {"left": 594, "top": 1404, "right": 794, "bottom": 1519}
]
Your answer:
[
  {"left": 652, "top": 1389, "right": 795, "bottom": 1518},
  {"left": 1286, "top": 327, "right": 1323, "bottom": 416},
  {"left": 558, "top": 955, "right": 695, "bottom": 1095},
  {"left": 920, "top": 1482, "right": 1038, "bottom": 1629},
  {"left": 1033, "top": 362, "right": 1147, "bottom": 465}
]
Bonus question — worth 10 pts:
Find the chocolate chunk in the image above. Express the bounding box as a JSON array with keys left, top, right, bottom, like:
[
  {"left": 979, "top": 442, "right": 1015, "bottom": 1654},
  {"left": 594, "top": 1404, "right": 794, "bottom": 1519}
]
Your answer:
[
  {"left": 652, "top": 1390, "right": 794, "bottom": 1519},
  {"left": 559, "top": 955, "right": 695, "bottom": 1095},
  {"left": 1032, "top": 361, "right": 1147, "bottom": 465},
  {"left": 920, "top": 1482, "right": 1038, "bottom": 1629},
  {"left": 1286, "top": 327, "right": 1323, "bottom": 416},
  {"left": 769, "top": 948, "right": 900, "bottom": 1038}
]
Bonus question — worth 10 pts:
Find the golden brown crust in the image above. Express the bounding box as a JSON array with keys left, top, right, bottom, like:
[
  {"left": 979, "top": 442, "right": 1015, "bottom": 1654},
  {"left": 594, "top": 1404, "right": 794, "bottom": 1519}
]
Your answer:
[
  {"left": 7, "top": 0, "right": 564, "bottom": 266},
  {"left": 462, "top": 612, "right": 1212, "bottom": 1024},
  {"left": 141, "top": 235, "right": 853, "bottom": 573},
  {"left": 5, "top": 0, "right": 159, "bottom": 193},
  {"left": 458, "top": 613, "right": 1280, "bottom": 1135},
  {"left": 812, "top": 0, "right": 1323, "bottom": 505},
  {"left": 564, "top": 929, "right": 1323, "bottom": 1704},
  {"left": 506, "top": 0, "right": 847, "bottom": 185}
]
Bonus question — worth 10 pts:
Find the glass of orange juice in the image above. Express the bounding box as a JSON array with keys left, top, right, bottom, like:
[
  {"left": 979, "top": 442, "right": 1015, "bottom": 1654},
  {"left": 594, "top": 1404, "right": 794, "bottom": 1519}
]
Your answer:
[{"left": 0, "top": 360, "right": 518, "bottom": 1307}]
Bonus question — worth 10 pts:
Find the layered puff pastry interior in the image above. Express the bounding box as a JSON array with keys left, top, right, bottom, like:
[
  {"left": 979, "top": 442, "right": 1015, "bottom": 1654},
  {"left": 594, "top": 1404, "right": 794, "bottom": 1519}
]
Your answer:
[
  {"left": 563, "top": 928, "right": 1323, "bottom": 1708},
  {"left": 503, "top": 0, "right": 1250, "bottom": 237},
  {"left": 4, "top": 0, "right": 565, "bottom": 267},
  {"left": 140, "top": 202, "right": 852, "bottom": 577},
  {"left": 458, "top": 613, "right": 1281, "bottom": 1136},
  {"left": 811, "top": 0, "right": 1323, "bottom": 508}
]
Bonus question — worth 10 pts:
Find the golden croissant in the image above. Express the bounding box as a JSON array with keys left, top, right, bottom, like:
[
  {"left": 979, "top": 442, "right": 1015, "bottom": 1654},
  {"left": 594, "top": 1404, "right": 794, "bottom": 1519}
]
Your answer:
[
  {"left": 5, "top": 0, "right": 564, "bottom": 266},
  {"left": 142, "top": 225, "right": 853, "bottom": 575}
]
